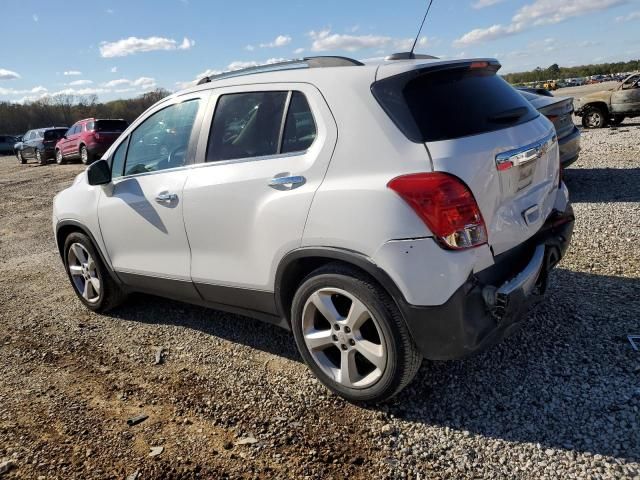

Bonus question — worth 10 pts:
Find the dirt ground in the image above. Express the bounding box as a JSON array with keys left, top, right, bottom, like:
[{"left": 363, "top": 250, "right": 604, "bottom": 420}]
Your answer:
[{"left": 0, "top": 116, "right": 639, "bottom": 479}]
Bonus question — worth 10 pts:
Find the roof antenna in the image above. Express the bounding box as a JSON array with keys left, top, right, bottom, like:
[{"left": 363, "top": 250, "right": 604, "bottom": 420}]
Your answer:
[
  {"left": 386, "top": 0, "right": 437, "bottom": 61},
  {"left": 410, "top": 0, "right": 435, "bottom": 57}
]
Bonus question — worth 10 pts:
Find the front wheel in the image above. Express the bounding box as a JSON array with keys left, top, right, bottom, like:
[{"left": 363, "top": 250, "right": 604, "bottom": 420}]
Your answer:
[
  {"left": 17, "top": 150, "right": 25, "bottom": 164},
  {"left": 582, "top": 106, "right": 608, "bottom": 129},
  {"left": 291, "top": 263, "right": 422, "bottom": 403},
  {"left": 63, "top": 232, "right": 126, "bottom": 312}
]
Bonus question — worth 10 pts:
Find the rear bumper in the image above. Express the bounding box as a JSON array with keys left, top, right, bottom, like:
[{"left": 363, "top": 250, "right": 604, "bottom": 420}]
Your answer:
[
  {"left": 400, "top": 204, "right": 575, "bottom": 361},
  {"left": 558, "top": 126, "right": 581, "bottom": 167}
]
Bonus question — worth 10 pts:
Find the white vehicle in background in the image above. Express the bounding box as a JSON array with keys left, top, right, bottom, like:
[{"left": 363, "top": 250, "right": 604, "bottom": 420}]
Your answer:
[{"left": 53, "top": 54, "right": 574, "bottom": 403}]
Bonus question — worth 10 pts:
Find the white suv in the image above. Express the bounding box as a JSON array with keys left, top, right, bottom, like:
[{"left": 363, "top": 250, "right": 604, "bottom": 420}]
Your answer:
[{"left": 53, "top": 56, "right": 574, "bottom": 402}]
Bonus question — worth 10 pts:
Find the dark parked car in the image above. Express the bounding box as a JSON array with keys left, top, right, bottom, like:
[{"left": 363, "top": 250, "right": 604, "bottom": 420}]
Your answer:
[
  {"left": 14, "top": 128, "right": 68, "bottom": 165},
  {"left": 520, "top": 91, "right": 580, "bottom": 168},
  {"left": 516, "top": 87, "right": 554, "bottom": 97},
  {"left": 55, "top": 118, "right": 128, "bottom": 164},
  {"left": 0, "top": 135, "right": 19, "bottom": 154}
]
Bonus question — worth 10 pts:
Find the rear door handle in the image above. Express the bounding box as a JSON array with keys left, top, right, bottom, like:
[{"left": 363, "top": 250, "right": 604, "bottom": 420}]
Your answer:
[
  {"left": 268, "top": 175, "right": 306, "bottom": 190},
  {"left": 155, "top": 191, "right": 178, "bottom": 205}
]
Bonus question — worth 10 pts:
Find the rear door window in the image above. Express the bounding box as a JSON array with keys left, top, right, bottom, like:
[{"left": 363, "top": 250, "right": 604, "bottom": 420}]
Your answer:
[
  {"left": 95, "top": 120, "right": 128, "bottom": 132},
  {"left": 372, "top": 63, "right": 539, "bottom": 142}
]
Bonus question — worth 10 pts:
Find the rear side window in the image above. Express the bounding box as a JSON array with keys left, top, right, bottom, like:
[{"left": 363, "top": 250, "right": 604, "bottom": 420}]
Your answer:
[
  {"left": 86, "top": 121, "right": 94, "bottom": 131},
  {"left": 95, "top": 120, "right": 128, "bottom": 132},
  {"left": 282, "top": 92, "right": 317, "bottom": 153},
  {"left": 372, "top": 64, "right": 539, "bottom": 142}
]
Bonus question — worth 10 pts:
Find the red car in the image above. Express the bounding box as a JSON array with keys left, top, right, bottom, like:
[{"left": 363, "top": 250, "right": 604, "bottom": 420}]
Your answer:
[{"left": 55, "top": 118, "right": 128, "bottom": 165}]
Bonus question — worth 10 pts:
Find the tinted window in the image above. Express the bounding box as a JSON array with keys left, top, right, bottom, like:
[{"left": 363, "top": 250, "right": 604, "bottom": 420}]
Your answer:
[
  {"left": 124, "top": 99, "right": 200, "bottom": 176},
  {"left": 207, "top": 91, "right": 287, "bottom": 162},
  {"left": 111, "top": 138, "right": 128, "bottom": 179},
  {"left": 282, "top": 92, "right": 317, "bottom": 153},
  {"left": 373, "top": 65, "right": 539, "bottom": 142},
  {"left": 44, "top": 129, "right": 66, "bottom": 141},
  {"left": 95, "top": 120, "right": 128, "bottom": 132}
]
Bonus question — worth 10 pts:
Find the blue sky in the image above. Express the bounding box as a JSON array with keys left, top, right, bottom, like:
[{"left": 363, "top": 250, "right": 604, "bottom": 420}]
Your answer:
[{"left": 1, "top": 0, "right": 639, "bottom": 103}]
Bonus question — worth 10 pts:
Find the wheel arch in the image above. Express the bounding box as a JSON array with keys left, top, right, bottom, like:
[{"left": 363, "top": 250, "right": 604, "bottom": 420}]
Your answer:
[
  {"left": 583, "top": 101, "right": 610, "bottom": 115},
  {"left": 275, "top": 247, "right": 407, "bottom": 325},
  {"left": 55, "top": 220, "right": 122, "bottom": 286}
]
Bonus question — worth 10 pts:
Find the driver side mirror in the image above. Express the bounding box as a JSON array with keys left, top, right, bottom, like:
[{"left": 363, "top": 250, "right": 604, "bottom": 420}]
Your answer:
[{"left": 87, "top": 159, "right": 111, "bottom": 186}]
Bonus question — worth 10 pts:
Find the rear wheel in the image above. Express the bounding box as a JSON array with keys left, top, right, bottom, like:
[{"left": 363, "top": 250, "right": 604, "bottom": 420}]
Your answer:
[
  {"left": 55, "top": 149, "right": 64, "bottom": 165},
  {"left": 36, "top": 149, "right": 45, "bottom": 165},
  {"left": 80, "top": 145, "right": 92, "bottom": 164},
  {"left": 63, "top": 232, "right": 126, "bottom": 312},
  {"left": 291, "top": 263, "right": 422, "bottom": 403},
  {"left": 582, "top": 106, "right": 608, "bottom": 129},
  {"left": 17, "top": 150, "right": 25, "bottom": 164}
]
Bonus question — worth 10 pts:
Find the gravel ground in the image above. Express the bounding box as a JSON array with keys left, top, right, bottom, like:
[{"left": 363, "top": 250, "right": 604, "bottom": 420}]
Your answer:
[{"left": 0, "top": 118, "right": 639, "bottom": 479}]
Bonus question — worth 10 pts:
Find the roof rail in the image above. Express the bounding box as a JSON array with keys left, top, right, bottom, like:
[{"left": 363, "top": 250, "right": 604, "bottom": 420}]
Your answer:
[
  {"left": 385, "top": 52, "right": 439, "bottom": 61},
  {"left": 197, "top": 56, "right": 364, "bottom": 85}
]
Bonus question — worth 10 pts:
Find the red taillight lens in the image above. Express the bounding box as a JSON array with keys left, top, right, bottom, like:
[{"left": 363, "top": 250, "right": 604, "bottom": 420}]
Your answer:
[{"left": 388, "top": 172, "right": 488, "bottom": 250}]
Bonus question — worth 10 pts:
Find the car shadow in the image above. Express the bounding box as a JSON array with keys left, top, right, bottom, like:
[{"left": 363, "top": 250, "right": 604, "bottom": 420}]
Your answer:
[
  {"left": 564, "top": 167, "right": 640, "bottom": 203},
  {"left": 105, "top": 268, "right": 639, "bottom": 461},
  {"left": 388, "top": 268, "right": 640, "bottom": 462}
]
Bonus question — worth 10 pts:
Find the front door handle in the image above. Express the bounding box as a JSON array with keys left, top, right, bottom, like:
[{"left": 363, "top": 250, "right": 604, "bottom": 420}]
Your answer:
[
  {"left": 268, "top": 175, "right": 306, "bottom": 190},
  {"left": 155, "top": 191, "right": 178, "bottom": 205}
]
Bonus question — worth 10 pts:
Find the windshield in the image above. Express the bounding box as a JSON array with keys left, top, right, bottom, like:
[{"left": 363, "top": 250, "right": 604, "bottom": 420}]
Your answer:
[{"left": 94, "top": 120, "right": 128, "bottom": 132}]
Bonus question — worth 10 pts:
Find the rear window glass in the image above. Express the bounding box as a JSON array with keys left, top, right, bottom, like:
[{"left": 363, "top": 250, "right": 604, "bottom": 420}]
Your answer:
[
  {"left": 373, "top": 65, "right": 539, "bottom": 143},
  {"left": 44, "top": 129, "right": 67, "bottom": 140},
  {"left": 95, "top": 120, "right": 128, "bottom": 132}
]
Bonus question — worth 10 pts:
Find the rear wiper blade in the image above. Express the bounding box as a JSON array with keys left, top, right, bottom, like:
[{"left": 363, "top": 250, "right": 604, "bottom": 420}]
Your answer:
[{"left": 488, "top": 106, "right": 529, "bottom": 123}]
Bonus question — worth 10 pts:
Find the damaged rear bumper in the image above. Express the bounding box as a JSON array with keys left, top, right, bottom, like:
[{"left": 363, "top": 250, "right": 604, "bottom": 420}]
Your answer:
[{"left": 401, "top": 204, "right": 575, "bottom": 361}]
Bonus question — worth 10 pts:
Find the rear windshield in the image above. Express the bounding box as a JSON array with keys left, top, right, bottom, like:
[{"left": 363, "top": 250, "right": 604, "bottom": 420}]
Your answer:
[
  {"left": 44, "top": 129, "right": 67, "bottom": 140},
  {"left": 94, "top": 120, "right": 128, "bottom": 132},
  {"left": 372, "top": 64, "right": 539, "bottom": 143}
]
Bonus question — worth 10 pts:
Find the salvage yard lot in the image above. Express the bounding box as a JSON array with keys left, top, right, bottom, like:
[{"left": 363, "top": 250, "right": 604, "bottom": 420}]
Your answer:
[{"left": 0, "top": 118, "right": 639, "bottom": 479}]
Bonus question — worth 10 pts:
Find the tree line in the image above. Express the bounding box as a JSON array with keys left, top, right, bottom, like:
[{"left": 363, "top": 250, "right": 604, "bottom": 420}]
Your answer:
[
  {"left": 503, "top": 59, "right": 640, "bottom": 84},
  {"left": 0, "top": 89, "right": 171, "bottom": 135}
]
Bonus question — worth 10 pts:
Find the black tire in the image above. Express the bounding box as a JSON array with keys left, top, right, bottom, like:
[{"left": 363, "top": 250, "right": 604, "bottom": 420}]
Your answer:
[
  {"left": 581, "top": 106, "right": 608, "bottom": 129},
  {"left": 55, "top": 149, "right": 65, "bottom": 165},
  {"left": 291, "top": 263, "right": 422, "bottom": 403},
  {"left": 80, "top": 145, "right": 92, "bottom": 164},
  {"left": 17, "top": 150, "right": 26, "bottom": 164},
  {"left": 63, "top": 232, "right": 126, "bottom": 312},
  {"left": 36, "top": 149, "right": 46, "bottom": 165},
  {"left": 610, "top": 115, "right": 625, "bottom": 126}
]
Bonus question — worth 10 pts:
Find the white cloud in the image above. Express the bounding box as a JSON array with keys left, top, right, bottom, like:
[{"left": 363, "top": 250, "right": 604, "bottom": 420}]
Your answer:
[
  {"left": 102, "top": 77, "right": 157, "bottom": 90},
  {"left": 472, "top": 0, "right": 507, "bottom": 8},
  {"left": 293, "top": 47, "right": 305, "bottom": 55},
  {"left": 259, "top": 35, "right": 292, "bottom": 48},
  {"left": 68, "top": 79, "right": 93, "bottom": 86},
  {"left": 32, "top": 14, "right": 38, "bottom": 22},
  {"left": 99, "top": 36, "right": 195, "bottom": 57},
  {"left": 245, "top": 45, "right": 255, "bottom": 51},
  {"left": 63, "top": 70, "right": 82, "bottom": 76},
  {"left": 110, "top": 66, "right": 118, "bottom": 73},
  {"left": 616, "top": 10, "right": 640, "bottom": 22},
  {"left": 106, "top": 8, "right": 114, "bottom": 14},
  {"left": 309, "top": 29, "right": 392, "bottom": 52},
  {"left": 0, "top": 68, "right": 20, "bottom": 80},
  {"left": 455, "top": 0, "right": 628, "bottom": 46},
  {"left": 393, "top": 36, "right": 430, "bottom": 51}
]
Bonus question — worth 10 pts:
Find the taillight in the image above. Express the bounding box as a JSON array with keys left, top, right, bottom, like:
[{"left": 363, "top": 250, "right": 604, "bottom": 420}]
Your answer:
[
  {"left": 94, "top": 132, "right": 101, "bottom": 140},
  {"left": 387, "top": 172, "right": 488, "bottom": 250}
]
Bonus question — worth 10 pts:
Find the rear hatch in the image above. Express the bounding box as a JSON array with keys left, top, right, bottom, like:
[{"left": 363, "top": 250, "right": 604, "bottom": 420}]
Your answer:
[
  {"left": 93, "top": 120, "right": 128, "bottom": 143},
  {"left": 43, "top": 129, "right": 67, "bottom": 148},
  {"left": 373, "top": 60, "right": 560, "bottom": 255}
]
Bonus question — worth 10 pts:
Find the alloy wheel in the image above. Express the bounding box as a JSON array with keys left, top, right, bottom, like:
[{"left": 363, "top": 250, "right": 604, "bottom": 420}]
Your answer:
[
  {"left": 17, "top": 151, "right": 22, "bottom": 163},
  {"left": 56, "top": 150, "right": 63, "bottom": 164},
  {"left": 586, "top": 111, "right": 602, "bottom": 128},
  {"left": 301, "top": 288, "right": 387, "bottom": 389},
  {"left": 67, "top": 243, "right": 100, "bottom": 303},
  {"left": 80, "top": 147, "right": 88, "bottom": 164}
]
